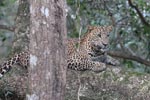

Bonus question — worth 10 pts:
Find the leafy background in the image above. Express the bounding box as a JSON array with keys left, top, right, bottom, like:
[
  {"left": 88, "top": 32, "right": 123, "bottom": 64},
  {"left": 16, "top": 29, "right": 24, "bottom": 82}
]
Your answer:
[{"left": 0, "top": 0, "right": 150, "bottom": 72}]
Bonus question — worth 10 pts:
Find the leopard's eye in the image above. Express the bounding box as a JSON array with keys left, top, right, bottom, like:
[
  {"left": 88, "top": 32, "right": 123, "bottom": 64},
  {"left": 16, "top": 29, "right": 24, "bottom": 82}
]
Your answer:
[
  {"left": 107, "top": 34, "right": 110, "bottom": 37},
  {"left": 98, "top": 34, "right": 101, "bottom": 37}
]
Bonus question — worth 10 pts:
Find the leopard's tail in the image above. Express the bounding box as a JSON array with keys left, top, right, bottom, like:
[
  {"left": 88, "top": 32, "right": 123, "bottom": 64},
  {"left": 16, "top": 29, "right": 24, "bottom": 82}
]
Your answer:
[{"left": 0, "top": 55, "right": 19, "bottom": 78}]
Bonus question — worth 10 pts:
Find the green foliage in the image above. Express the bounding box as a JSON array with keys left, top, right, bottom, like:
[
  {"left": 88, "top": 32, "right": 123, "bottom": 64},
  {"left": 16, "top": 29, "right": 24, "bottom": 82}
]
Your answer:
[
  {"left": 0, "top": 0, "right": 17, "bottom": 57},
  {"left": 0, "top": 32, "right": 6, "bottom": 42},
  {"left": 1, "top": 0, "right": 16, "bottom": 6},
  {"left": 0, "top": 0, "right": 150, "bottom": 72}
]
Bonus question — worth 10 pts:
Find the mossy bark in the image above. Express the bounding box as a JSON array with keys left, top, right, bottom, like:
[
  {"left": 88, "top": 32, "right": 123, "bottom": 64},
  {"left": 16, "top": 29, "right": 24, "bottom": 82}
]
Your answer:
[{"left": 13, "top": 0, "right": 30, "bottom": 53}]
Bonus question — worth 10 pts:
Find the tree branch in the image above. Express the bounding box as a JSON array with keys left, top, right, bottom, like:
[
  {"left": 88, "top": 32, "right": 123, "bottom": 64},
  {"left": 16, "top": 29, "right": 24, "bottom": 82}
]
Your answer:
[
  {"left": 0, "top": 24, "right": 15, "bottom": 32},
  {"left": 103, "top": 0, "right": 116, "bottom": 26},
  {"left": 108, "top": 50, "right": 150, "bottom": 66},
  {"left": 128, "top": 0, "right": 150, "bottom": 27}
]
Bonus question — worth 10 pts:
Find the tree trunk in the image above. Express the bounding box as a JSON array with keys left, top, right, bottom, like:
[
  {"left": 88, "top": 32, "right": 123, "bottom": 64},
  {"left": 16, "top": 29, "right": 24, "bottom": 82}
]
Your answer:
[
  {"left": 28, "top": 0, "right": 67, "bottom": 100},
  {"left": 13, "top": 0, "right": 30, "bottom": 53}
]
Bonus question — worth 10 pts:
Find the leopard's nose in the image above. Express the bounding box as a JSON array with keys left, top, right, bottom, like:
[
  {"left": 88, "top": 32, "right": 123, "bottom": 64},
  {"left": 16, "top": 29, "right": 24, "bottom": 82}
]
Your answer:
[{"left": 103, "top": 43, "right": 108, "bottom": 47}]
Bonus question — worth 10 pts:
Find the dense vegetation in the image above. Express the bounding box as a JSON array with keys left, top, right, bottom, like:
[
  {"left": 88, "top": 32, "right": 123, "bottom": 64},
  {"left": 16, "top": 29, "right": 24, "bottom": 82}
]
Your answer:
[
  {"left": 0, "top": 0, "right": 150, "bottom": 100},
  {"left": 0, "top": 0, "right": 150, "bottom": 72}
]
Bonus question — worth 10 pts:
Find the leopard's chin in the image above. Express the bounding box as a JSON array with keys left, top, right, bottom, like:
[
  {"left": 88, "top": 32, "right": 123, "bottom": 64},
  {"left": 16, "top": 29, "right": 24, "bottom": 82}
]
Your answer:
[{"left": 100, "top": 48, "right": 108, "bottom": 52}]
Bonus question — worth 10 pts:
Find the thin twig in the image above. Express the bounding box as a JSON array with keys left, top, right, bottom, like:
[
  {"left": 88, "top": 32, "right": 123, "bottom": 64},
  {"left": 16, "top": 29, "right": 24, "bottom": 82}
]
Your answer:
[
  {"left": 77, "top": 73, "right": 81, "bottom": 100},
  {"left": 0, "top": 24, "right": 15, "bottom": 32},
  {"left": 75, "top": 0, "right": 83, "bottom": 51},
  {"left": 128, "top": 0, "right": 150, "bottom": 27},
  {"left": 103, "top": 0, "right": 115, "bottom": 26}
]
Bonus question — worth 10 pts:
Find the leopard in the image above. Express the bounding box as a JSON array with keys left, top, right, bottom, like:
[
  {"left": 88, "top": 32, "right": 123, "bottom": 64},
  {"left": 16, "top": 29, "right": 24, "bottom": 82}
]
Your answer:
[
  {"left": 0, "top": 25, "right": 113, "bottom": 78},
  {"left": 67, "top": 25, "right": 113, "bottom": 72}
]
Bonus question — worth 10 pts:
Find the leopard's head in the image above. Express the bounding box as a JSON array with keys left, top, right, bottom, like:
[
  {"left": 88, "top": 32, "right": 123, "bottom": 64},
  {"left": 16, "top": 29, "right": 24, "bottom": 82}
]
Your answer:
[{"left": 86, "top": 25, "right": 113, "bottom": 55}]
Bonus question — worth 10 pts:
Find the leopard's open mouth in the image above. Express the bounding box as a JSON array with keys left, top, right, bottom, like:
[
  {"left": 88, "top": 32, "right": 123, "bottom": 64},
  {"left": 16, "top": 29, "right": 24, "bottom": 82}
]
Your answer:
[
  {"left": 94, "top": 44, "right": 108, "bottom": 51},
  {"left": 91, "top": 44, "right": 109, "bottom": 56}
]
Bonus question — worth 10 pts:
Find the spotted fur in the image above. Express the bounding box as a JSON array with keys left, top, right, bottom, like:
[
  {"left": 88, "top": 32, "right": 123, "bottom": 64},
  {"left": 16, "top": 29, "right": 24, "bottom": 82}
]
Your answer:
[
  {"left": 0, "top": 51, "right": 29, "bottom": 77},
  {"left": 67, "top": 25, "right": 113, "bottom": 72},
  {"left": 0, "top": 25, "right": 113, "bottom": 78}
]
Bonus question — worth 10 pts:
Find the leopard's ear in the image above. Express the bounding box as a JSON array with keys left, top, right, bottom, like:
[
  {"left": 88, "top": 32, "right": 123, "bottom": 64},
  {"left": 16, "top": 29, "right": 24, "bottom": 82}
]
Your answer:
[
  {"left": 87, "top": 25, "right": 94, "bottom": 30},
  {"left": 107, "top": 25, "right": 113, "bottom": 31}
]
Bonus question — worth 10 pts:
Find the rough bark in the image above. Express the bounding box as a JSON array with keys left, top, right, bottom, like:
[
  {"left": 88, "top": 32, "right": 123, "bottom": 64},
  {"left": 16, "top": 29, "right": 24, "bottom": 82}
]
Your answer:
[
  {"left": 13, "top": 0, "right": 30, "bottom": 53},
  {"left": 28, "top": 0, "right": 67, "bottom": 100}
]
